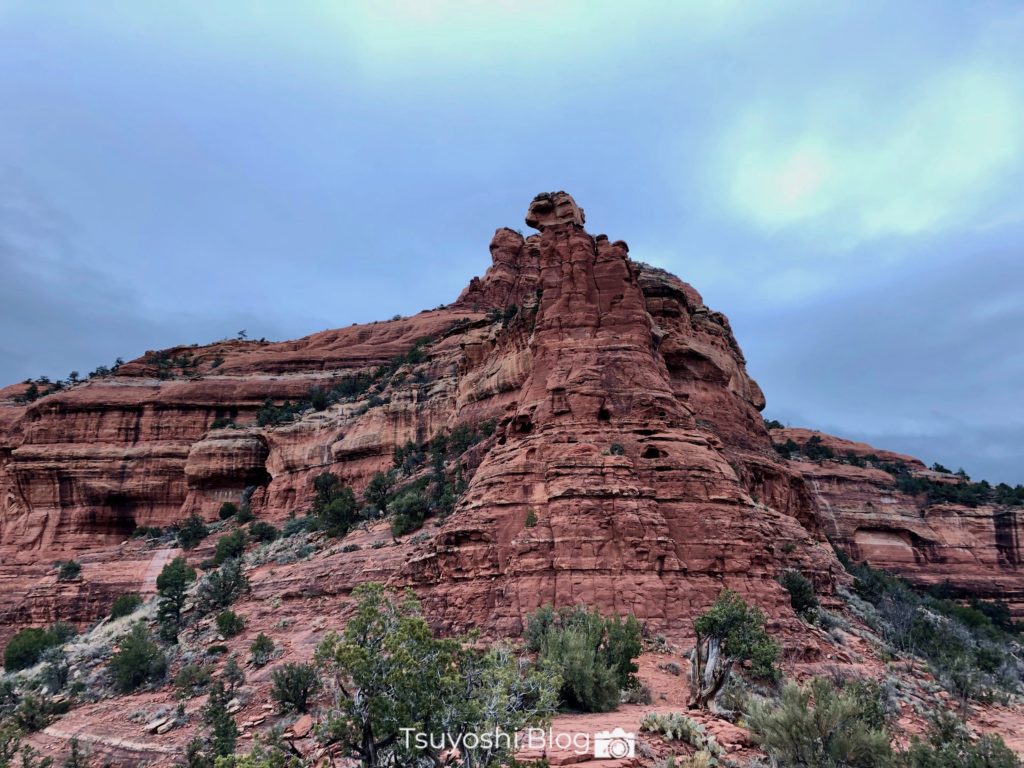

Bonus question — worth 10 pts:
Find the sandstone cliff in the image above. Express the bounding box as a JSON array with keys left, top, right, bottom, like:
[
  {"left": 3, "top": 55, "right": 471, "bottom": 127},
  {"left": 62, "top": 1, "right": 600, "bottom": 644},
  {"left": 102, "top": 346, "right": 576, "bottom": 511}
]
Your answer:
[
  {"left": 771, "top": 427, "right": 1024, "bottom": 614},
  {"left": 0, "top": 192, "right": 1019, "bottom": 647}
]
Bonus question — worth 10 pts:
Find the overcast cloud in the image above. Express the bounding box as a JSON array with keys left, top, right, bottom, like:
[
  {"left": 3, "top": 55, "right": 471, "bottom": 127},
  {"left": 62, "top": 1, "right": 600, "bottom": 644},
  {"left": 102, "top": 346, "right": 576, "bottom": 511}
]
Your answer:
[{"left": 0, "top": 1, "right": 1021, "bottom": 483}]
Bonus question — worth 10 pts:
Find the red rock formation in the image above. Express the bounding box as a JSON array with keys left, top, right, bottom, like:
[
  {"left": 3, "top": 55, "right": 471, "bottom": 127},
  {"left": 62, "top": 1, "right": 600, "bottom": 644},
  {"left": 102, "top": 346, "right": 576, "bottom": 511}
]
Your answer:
[
  {"left": 407, "top": 193, "right": 839, "bottom": 637},
  {"left": 0, "top": 191, "right": 1019, "bottom": 649},
  {"left": 771, "top": 427, "right": 1024, "bottom": 614}
]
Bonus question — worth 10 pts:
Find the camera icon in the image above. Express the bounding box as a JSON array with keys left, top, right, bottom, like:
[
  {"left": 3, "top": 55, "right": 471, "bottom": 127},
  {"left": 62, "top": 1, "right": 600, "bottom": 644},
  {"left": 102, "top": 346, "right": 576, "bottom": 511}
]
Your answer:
[{"left": 593, "top": 728, "right": 636, "bottom": 759}]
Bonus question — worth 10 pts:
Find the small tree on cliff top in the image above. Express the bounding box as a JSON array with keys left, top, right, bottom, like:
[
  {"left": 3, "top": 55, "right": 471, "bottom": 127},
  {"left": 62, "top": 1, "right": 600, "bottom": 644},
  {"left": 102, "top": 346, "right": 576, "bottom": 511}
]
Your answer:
[{"left": 688, "top": 589, "right": 779, "bottom": 711}]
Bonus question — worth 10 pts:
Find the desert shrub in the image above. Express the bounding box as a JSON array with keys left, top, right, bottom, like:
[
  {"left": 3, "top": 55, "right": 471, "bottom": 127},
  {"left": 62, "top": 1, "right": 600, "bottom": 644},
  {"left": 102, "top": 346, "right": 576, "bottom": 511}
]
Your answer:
[
  {"left": 255, "top": 398, "right": 307, "bottom": 427},
  {"left": 525, "top": 604, "right": 641, "bottom": 712},
  {"left": 804, "top": 435, "right": 836, "bottom": 462},
  {"left": 270, "top": 662, "right": 320, "bottom": 713},
  {"left": 236, "top": 487, "right": 256, "bottom": 524},
  {"left": 392, "top": 439, "right": 427, "bottom": 475},
  {"left": 110, "top": 592, "right": 143, "bottom": 620},
  {"left": 213, "top": 530, "right": 247, "bottom": 565},
  {"left": 248, "top": 521, "right": 278, "bottom": 543},
  {"left": 56, "top": 559, "right": 81, "bottom": 582},
  {"left": 4, "top": 627, "right": 62, "bottom": 671},
  {"left": 363, "top": 470, "right": 396, "bottom": 516},
  {"left": 847, "top": 560, "right": 1024, "bottom": 701},
  {"left": 196, "top": 558, "right": 249, "bottom": 613},
  {"left": 174, "top": 664, "right": 213, "bottom": 698},
  {"left": 525, "top": 508, "right": 538, "bottom": 527},
  {"left": 63, "top": 737, "right": 90, "bottom": 768},
  {"left": 640, "top": 712, "right": 722, "bottom": 756},
  {"left": 314, "top": 583, "right": 559, "bottom": 768},
  {"left": 249, "top": 633, "right": 275, "bottom": 667},
  {"left": 609, "top": 443, "right": 625, "bottom": 456},
  {"left": 108, "top": 623, "right": 166, "bottom": 693},
  {"left": 309, "top": 386, "right": 330, "bottom": 411},
  {"left": 216, "top": 610, "right": 246, "bottom": 637},
  {"left": 218, "top": 502, "right": 238, "bottom": 520},
  {"left": 773, "top": 438, "right": 800, "bottom": 459},
  {"left": 688, "top": 589, "right": 779, "bottom": 709},
  {"left": 156, "top": 556, "right": 197, "bottom": 643},
  {"left": 622, "top": 682, "right": 653, "bottom": 704},
  {"left": 207, "top": 644, "right": 229, "bottom": 656},
  {"left": 779, "top": 570, "right": 819, "bottom": 615},
  {"left": 186, "top": 679, "right": 239, "bottom": 766},
  {"left": 132, "top": 525, "right": 165, "bottom": 539},
  {"left": 837, "top": 676, "right": 896, "bottom": 732},
  {"left": 746, "top": 678, "right": 893, "bottom": 768},
  {"left": 204, "top": 680, "right": 238, "bottom": 758},
  {"left": 310, "top": 473, "right": 359, "bottom": 537},
  {"left": 280, "top": 514, "right": 310, "bottom": 539},
  {"left": 660, "top": 661, "right": 682, "bottom": 676},
  {"left": 389, "top": 488, "right": 430, "bottom": 536},
  {"left": 49, "top": 621, "right": 75, "bottom": 643},
  {"left": 341, "top": 543, "right": 361, "bottom": 553},
  {"left": 224, "top": 654, "right": 246, "bottom": 693},
  {"left": 898, "top": 711, "right": 1019, "bottom": 767},
  {"left": 176, "top": 513, "right": 210, "bottom": 550},
  {"left": 39, "top": 646, "right": 69, "bottom": 693},
  {"left": 14, "top": 693, "right": 56, "bottom": 732}
]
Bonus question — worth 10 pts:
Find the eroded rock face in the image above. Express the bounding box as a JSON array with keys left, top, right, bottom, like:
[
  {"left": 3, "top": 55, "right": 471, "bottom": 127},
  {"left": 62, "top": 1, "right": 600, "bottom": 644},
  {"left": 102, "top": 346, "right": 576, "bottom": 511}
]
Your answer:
[
  {"left": 772, "top": 428, "right": 1024, "bottom": 615},
  {"left": 406, "top": 200, "right": 840, "bottom": 636},
  {"left": 0, "top": 192, "right": 1018, "bottom": 645},
  {"left": 524, "top": 191, "right": 585, "bottom": 230}
]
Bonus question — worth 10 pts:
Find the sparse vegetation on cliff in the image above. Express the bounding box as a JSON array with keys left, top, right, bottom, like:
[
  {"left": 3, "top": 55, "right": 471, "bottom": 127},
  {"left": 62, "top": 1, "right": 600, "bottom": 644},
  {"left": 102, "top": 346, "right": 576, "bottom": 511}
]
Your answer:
[
  {"left": 195, "top": 558, "right": 249, "bottom": 614},
  {"left": 270, "top": 662, "right": 319, "bottom": 713},
  {"left": 107, "top": 623, "right": 166, "bottom": 693},
  {"left": 841, "top": 560, "right": 1024, "bottom": 706},
  {"left": 249, "top": 633, "right": 275, "bottom": 668},
  {"left": 779, "top": 569, "right": 818, "bottom": 616},
  {"left": 255, "top": 397, "right": 307, "bottom": 427},
  {"left": 309, "top": 472, "right": 359, "bottom": 537},
  {"left": 175, "top": 513, "right": 210, "bottom": 550},
  {"left": 892, "top": 469, "right": 1024, "bottom": 508},
  {"left": 156, "top": 556, "right": 196, "bottom": 643},
  {"left": 212, "top": 529, "right": 246, "bottom": 566},
  {"left": 215, "top": 610, "right": 245, "bottom": 638},
  {"left": 109, "top": 592, "right": 142, "bottom": 620},
  {"left": 773, "top": 437, "right": 1024, "bottom": 508},
  {"left": 4, "top": 627, "right": 64, "bottom": 672},
  {"left": 9, "top": 363, "right": 124, "bottom": 403},
  {"left": 56, "top": 560, "right": 81, "bottom": 582}
]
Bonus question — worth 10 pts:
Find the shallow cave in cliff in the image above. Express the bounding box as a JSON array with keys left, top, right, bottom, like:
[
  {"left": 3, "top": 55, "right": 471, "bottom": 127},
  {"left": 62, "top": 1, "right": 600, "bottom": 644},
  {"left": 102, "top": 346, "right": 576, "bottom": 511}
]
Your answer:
[
  {"left": 642, "top": 445, "right": 664, "bottom": 459},
  {"left": 81, "top": 494, "right": 139, "bottom": 538}
]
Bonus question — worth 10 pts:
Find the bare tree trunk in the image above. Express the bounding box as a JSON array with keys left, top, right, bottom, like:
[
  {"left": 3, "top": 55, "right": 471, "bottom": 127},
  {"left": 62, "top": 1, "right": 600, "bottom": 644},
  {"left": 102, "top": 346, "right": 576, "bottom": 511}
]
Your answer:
[{"left": 688, "top": 635, "right": 734, "bottom": 711}]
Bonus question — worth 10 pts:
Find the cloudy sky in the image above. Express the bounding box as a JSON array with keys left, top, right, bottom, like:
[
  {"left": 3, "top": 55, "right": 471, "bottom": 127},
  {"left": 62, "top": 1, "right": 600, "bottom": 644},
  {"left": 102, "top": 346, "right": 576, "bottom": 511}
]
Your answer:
[{"left": 1, "top": 1, "right": 1022, "bottom": 483}]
